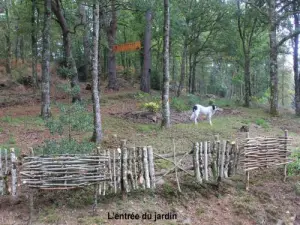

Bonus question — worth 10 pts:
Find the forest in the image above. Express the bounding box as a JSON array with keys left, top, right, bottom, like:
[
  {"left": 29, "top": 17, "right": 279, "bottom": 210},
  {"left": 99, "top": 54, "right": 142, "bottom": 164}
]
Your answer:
[{"left": 0, "top": 0, "right": 300, "bottom": 224}]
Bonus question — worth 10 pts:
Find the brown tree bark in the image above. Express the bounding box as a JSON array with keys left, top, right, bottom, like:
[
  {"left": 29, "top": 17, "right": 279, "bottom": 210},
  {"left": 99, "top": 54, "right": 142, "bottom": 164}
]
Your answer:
[
  {"left": 268, "top": 0, "right": 279, "bottom": 116},
  {"left": 51, "top": 0, "right": 81, "bottom": 103},
  {"left": 32, "top": 0, "right": 38, "bottom": 88},
  {"left": 177, "top": 38, "right": 187, "bottom": 97},
  {"left": 5, "top": 0, "right": 11, "bottom": 77},
  {"left": 106, "top": 0, "right": 119, "bottom": 91},
  {"left": 293, "top": 6, "right": 300, "bottom": 115},
  {"left": 41, "top": 0, "right": 51, "bottom": 119},
  {"left": 140, "top": 9, "right": 152, "bottom": 93},
  {"left": 161, "top": 0, "right": 171, "bottom": 128}
]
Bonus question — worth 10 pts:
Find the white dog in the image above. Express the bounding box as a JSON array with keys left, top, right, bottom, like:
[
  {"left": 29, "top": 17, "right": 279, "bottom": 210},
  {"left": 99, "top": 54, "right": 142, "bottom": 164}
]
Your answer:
[{"left": 190, "top": 104, "right": 222, "bottom": 126}]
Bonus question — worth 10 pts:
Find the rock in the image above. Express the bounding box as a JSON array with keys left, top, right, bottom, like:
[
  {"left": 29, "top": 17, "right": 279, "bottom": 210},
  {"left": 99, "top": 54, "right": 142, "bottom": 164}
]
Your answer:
[
  {"left": 156, "top": 178, "right": 165, "bottom": 186},
  {"left": 182, "top": 217, "right": 192, "bottom": 225},
  {"left": 85, "top": 83, "right": 92, "bottom": 90},
  {"left": 276, "top": 220, "right": 284, "bottom": 225}
]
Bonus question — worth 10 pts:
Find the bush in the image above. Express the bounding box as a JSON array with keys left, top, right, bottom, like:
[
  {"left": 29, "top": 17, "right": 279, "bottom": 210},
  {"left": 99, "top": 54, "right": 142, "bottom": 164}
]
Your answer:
[
  {"left": 35, "top": 138, "right": 97, "bottom": 155},
  {"left": 170, "top": 97, "right": 190, "bottom": 112},
  {"left": 288, "top": 148, "right": 300, "bottom": 176},
  {"left": 141, "top": 102, "right": 160, "bottom": 113}
]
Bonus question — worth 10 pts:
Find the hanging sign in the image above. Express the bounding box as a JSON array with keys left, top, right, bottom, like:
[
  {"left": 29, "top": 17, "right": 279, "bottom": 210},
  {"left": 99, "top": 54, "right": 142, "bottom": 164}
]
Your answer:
[{"left": 113, "top": 41, "right": 141, "bottom": 52}]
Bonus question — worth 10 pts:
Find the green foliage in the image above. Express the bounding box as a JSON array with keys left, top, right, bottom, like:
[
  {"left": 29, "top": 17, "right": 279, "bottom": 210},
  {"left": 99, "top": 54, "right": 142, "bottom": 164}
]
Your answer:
[
  {"left": 151, "top": 69, "right": 161, "bottom": 90},
  {"left": 255, "top": 118, "right": 269, "bottom": 128},
  {"left": 141, "top": 102, "right": 160, "bottom": 113},
  {"left": 170, "top": 97, "right": 190, "bottom": 112},
  {"left": 45, "top": 101, "right": 93, "bottom": 137},
  {"left": 136, "top": 124, "right": 159, "bottom": 133},
  {"left": 36, "top": 138, "right": 96, "bottom": 155},
  {"left": 287, "top": 148, "right": 300, "bottom": 176}
]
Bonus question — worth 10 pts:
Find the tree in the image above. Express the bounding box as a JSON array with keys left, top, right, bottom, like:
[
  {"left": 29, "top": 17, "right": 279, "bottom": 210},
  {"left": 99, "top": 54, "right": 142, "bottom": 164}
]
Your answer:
[
  {"left": 32, "top": 0, "right": 38, "bottom": 88},
  {"left": 4, "top": 0, "right": 12, "bottom": 77},
  {"left": 161, "top": 0, "right": 170, "bottom": 128},
  {"left": 293, "top": 1, "right": 300, "bottom": 116},
  {"left": 105, "top": 0, "right": 119, "bottom": 91},
  {"left": 91, "top": 1, "right": 103, "bottom": 143},
  {"left": 236, "top": 0, "right": 263, "bottom": 107},
  {"left": 41, "top": 0, "right": 52, "bottom": 119},
  {"left": 51, "top": 0, "right": 81, "bottom": 103},
  {"left": 140, "top": 9, "right": 152, "bottom": 93}
]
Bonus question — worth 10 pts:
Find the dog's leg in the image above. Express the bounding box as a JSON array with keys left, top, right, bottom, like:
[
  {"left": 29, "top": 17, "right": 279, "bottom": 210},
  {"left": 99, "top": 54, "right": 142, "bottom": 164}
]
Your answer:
[
  {"left": 190, "top": 112, "right": 194, "bottom": 121},
  {"left": 194, "top": 111, "right": 199, "bottom": 125},
  {"left": 208, "top": 114, "right": 212, "bottom": 126}
]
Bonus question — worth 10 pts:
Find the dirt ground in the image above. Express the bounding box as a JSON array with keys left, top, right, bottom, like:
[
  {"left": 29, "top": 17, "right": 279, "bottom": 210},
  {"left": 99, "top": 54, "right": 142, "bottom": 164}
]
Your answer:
[{"left": 1, "top": 72, "right": 300, "bottom": 225}]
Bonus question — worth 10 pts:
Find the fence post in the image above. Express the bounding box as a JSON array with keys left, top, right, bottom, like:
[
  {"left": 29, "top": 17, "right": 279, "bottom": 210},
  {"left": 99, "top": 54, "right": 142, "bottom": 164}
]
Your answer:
[
  {"left": 218, "top": 140, "right": 226, "bottom": 182},
  {"left": 11, "top": 148, "right": 17, "bottom": 198},
  {"left": 193, "top": 142, "right": 202, "bottom": 183},
  {"left": 204, "top": 141, "right": 208, "bottom": 181},
  {"left": 245, "top": 132, "right": 250, "bottom": 191},
  {"left": 147, "top": 146, "right": 156, "bottom": 189},
  {"left": 121, "top": 140, "right": 129, "bottom": 199},
  {"left": 143, "top": 147, "right": 150, "bottom": 189},
  {"left": 284, "top": 130, "right": 288, "bottom": 182}
]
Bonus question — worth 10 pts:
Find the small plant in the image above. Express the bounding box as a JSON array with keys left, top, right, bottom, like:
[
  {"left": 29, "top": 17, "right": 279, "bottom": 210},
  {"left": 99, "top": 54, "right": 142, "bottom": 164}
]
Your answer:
[
  {"left": 287, "top": 148, "right": 300, "bottom": 176},
  {"left": 170, "top": 97, "right": 189, "bottom": 112},
  {"left": 141, "top": 102, "right": 160, "bottom": 113},
  {"left": 255, "top": 118, "right": 269, "bottom": 128}
]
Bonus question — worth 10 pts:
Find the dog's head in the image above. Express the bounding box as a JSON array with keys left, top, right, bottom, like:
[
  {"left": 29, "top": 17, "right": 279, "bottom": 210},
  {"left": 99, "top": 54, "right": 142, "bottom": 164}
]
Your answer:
[{"left": 212, "top": 105, "right": 223, "bottom": 112}]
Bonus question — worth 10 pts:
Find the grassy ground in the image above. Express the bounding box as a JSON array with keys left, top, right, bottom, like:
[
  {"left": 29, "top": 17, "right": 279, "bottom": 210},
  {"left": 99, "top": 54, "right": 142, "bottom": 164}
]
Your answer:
[{"left": 0, "top": 78, "right": 300, "bottom": 224}]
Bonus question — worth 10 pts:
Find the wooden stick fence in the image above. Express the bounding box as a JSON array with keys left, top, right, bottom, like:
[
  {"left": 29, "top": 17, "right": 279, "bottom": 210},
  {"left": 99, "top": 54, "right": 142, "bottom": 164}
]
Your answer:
[
  {"left": 0, "top": 148, "right": 17, "bottom": 197},
  {"left": 240, "top": 130, "right": 292, "bottom": 190},
  {"left": 20, "top": 140, "right": 156, "bottom": 195},
  {"left": 192, "top": 137, "right": 240, "bottom": 183}
]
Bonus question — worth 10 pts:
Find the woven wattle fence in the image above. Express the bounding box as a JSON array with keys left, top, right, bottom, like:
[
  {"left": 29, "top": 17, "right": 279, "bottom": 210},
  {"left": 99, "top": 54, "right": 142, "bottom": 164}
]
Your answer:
[
  {"left": 239, "top": 130, "right": 292, "bottom": 190},
  {"left": 192, "top": 135, "right": 240, "bottom": 183},
  {"left": 20, "top": 140, "right": 156, "bottom": 193}
]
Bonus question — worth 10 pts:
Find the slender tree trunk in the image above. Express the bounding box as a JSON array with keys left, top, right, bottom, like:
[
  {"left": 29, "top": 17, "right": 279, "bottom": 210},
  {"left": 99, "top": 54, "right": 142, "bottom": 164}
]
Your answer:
[
  {"left": 161, "top": 0, "right": 170, "bottom": 128},
  {"left": 15, "top": 34, "right": 20, "bottom": 64},
  {"left": 191, "top": 53, "right": 198, "bottom": 94},
  {"left": 32, "top": 0, "right": 38, "bottom": 88},
  {"left": 91, "top": 2, "right": 102, "bottom": 143},
  {"left": 188, "top": 51, "right": 192, "bottom": 93},
  {"left": 51, "top": 0, "right": 81, "bottom": 102},
  {"left": 98, "top": 7, "right": 103, "bottom": 92},
  {"left": 269, "top": 0, "right": 279, "bottom": 116},
  {"left": 106, "top": 0, "right": 119, "bottom": 90},
  {"left": 20, "top": 36, "right": 24, "bottom": 64},
  {"left": 41, "top": 0, "right": 51, "bottom": 119},
  {"left": 5, "top": 0, "right": 12, "bottom": 77},
  {"left": 294, "top": 11, "right": 300, "bottom": 115},
  {"left": 177, "top": 38, "right": 187, "bottom": 97},
  {"left": 80, "top": 4, "right": 90, "bottom": 82},
  {"left": 244, "top": 53, "right": 251, "bottom": 107},
  {"left": 140, "top": 9, "right": 152, "bottom": 93}
]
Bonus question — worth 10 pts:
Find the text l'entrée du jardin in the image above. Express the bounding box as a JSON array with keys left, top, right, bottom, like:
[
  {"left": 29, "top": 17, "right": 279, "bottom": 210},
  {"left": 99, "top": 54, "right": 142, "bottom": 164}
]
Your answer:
[{"left": 108, "top": 212, "right": 177, "bottom": 222}]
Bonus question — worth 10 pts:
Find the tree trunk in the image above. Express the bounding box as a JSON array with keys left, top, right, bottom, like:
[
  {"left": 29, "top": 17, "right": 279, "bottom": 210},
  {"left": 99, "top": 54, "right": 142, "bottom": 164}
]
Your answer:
[
  {"left": 177, "top": 38, "right": 187, "bottom": 97},
  {"left": 161, "top": 0, "right": 170, "bottom": 128},
  {"left": 294, "top": 11, "right": 300, "bottom": 115},
  {"left": 51, "top": 0, "right": 81, "bottom": 103},
  {"left": 244, "top": 53, "right": 251, "bottom": 107},
  {"left": 80, "top": 4, "right": 90, "bottom": 82},
  {"left": 140, "top": 9, "right": 152, "bottom": 93},
  {"left": 91, "top": 2, "right": 102, "bottom": 143},
  {"left": 41, "top": 0, "right": 51, "bottom": 119},
  {"left": 188, "top": 51, "right": 192, "bottom": 93},
  {"left": 106, "top": 0, "right": 119, "bottom": 91},
  {"left": 32, "top": 0, "right": 38, "bottom": 88},
  {"left": 269, "top": 0, "right": 279, "bottom": 116},
  {"left": 98, "top": 7, "right": 103, "bottom": 92},
  {"left": 191, "top": 53, "right": 197, "bottom": 94},
  {"left": 5, "top": 0, "right": 12, "bottom": 77}
]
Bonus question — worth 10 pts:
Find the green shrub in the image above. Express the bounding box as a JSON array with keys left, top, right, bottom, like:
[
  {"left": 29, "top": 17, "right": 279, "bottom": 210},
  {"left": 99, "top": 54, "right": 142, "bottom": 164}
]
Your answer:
[
  {"left": 288, "top": 148, "right": 300, "bottom": 176},
  {"left": 36, "top": 138, "right": 97, "bottom": 155},
  {"left": 170, "top": 97, "right": 189, "bottom": 112},
  {"left": 141, "top": 102, "right": 160, "bottom": 113},
  {"left": 255, "top": 118, "right": 269, "bottom": 128}
]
